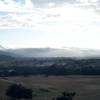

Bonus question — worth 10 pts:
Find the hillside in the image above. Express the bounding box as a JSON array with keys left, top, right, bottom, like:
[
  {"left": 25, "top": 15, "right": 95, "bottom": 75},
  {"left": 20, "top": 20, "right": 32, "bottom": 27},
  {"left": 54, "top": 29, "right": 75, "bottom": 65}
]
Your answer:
[
  {"left": 6, "top": 47, "right": 100, "bottom": 58},
  {"left": 0, "top": 47, "right": 100, "bottom": 76},
  {"left": 0, "top": 57, "right": 100, "bottom": 76}
]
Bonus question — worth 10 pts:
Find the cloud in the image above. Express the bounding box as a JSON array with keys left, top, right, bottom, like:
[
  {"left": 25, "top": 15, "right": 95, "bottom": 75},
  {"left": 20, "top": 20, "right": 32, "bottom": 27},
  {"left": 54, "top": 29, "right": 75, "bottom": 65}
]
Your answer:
[
  {"left": 0, "top": 0, "right": 42, "bottom": 28},
  {"left": 0, "top": 0, "right": 100, "bottom": 49},
  {"left": 74, "top": 0, "right": 100, "bottom": 12},
  {"left": 0, "top": 0, "right": 100, "bottom": 28},
  {"left": 0, "top": 0, "right": 34, "bottom": 13}
]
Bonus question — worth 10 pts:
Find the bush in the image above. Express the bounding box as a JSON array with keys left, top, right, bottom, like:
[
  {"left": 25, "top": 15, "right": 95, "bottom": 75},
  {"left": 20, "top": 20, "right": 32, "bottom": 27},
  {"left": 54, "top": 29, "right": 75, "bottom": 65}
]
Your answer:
[
  {"left": 55, "top": 92, "right": 76, "bottom": 100},
  {"left": 6, "top": 84, "right": 32, "bottom": 100}
]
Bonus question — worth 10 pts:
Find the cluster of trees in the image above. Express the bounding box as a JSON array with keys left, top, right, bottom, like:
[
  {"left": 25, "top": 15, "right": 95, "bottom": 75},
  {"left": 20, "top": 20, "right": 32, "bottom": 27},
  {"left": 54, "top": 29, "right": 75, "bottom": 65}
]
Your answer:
[{"left": 0, "top": 57, "right": 100, "bottom": 76}]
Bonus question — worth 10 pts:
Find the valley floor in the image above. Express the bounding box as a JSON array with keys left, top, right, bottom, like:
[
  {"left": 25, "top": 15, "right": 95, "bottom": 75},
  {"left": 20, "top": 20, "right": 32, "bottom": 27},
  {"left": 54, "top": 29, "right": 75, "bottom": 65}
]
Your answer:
[{"left": 0, "top": 75, "right": 100, "bottom": 100}]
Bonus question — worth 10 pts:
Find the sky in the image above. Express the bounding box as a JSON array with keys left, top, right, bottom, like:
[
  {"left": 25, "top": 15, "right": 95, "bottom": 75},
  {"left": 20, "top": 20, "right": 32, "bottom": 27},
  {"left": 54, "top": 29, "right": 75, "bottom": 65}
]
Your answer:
[{"left": 0, "top": 0, "right": 100, "bottom": 49}]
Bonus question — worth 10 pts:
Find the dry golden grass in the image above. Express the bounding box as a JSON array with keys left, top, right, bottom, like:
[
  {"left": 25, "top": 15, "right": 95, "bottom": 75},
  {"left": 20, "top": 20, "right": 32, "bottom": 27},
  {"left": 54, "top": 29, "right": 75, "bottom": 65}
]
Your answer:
[{"left": 1, "top": 75, "right": 100, "bottom": 100}]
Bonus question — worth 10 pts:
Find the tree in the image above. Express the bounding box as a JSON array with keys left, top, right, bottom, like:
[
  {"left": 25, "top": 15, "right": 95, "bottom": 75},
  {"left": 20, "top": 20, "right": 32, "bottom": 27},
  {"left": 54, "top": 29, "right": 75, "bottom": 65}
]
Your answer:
[{"left": 6, "top": 84, "right": 32, "bottom": 100}]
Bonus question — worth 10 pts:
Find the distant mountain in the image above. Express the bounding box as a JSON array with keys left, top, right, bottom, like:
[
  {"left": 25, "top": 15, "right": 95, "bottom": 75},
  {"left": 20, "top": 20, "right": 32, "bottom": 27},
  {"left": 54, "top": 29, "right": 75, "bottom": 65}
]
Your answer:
[
  {"left": 0, "top": 44, "right": 19, "bottom": 59},
  {"left": 0, "top": 50, "right": 15, "bottom": 60},
  {"left": 0, "top": 55, "right": 14, "bottom": 60},
  {"left": 0, "top": 44, "right": 100, "bottom": 58},
  {"left": 6, "top": 47, "right": 100, "bottom": 58}
]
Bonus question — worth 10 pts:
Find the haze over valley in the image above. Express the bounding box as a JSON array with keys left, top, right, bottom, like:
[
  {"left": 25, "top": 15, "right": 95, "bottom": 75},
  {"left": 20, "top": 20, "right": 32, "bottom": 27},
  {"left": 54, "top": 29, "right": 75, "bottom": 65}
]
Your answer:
[{"left": 1, "top": 45, "right": 100, "bottom": 58}]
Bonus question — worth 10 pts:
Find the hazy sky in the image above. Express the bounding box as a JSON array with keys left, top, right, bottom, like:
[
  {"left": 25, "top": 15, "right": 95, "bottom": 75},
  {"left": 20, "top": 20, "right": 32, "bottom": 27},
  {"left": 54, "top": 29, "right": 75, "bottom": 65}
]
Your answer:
[{"left": 0, "top": 0, "right": 100, "bottom": 49}]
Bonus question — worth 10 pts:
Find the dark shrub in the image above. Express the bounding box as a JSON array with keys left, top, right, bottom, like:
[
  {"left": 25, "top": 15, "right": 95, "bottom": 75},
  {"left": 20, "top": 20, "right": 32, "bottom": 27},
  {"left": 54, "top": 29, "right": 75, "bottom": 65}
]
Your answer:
[
  {"left": 6, "top": 84, "right": 32, "bottom": 100},
  {"left": 55, "top": 92, "right": 76, "bottom": 100}
]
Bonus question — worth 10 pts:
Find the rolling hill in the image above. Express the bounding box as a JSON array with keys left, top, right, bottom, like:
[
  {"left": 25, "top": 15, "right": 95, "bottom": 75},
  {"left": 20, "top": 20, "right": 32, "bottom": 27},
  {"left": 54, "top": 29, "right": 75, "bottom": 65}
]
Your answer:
[
  {"left": 6, "top": 47, "right": 100, "bottom": 58},
  {"left": 0, "top": 43, "right": 100, "bottom": 58}
]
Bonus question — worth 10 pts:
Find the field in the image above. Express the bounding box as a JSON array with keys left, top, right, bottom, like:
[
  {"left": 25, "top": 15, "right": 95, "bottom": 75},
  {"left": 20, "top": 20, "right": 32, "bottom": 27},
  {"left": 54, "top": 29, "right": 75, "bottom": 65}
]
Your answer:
[{"left": 0, "top": 75, "right": 100, "bottom": 100}]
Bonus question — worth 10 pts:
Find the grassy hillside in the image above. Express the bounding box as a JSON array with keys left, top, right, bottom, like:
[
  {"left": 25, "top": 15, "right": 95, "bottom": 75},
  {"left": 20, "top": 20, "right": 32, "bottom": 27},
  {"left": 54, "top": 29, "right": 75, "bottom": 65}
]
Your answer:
[{"left": 6, "top": 75, "right": 100, "bottom": 100}]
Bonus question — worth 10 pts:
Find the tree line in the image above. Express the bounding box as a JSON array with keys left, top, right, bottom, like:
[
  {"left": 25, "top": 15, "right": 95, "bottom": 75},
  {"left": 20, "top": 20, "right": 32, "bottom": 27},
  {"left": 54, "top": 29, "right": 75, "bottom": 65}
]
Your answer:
[{"left": 0, "top": 57, "right": 100, "bottom": 76}]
